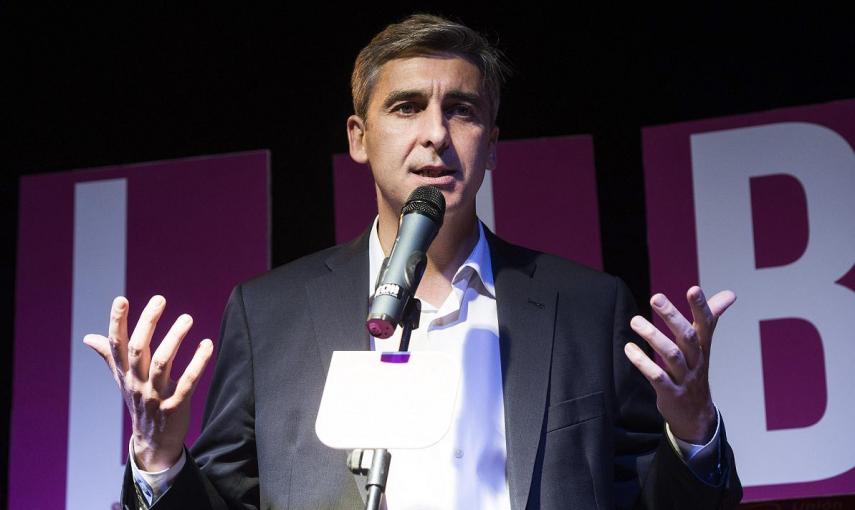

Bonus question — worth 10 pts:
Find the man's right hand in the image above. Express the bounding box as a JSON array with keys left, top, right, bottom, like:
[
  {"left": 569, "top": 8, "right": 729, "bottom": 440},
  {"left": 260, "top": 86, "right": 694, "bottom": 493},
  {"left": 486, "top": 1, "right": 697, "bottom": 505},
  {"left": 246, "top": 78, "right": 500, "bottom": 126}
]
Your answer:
[{"left": 84, "top": 295, "right": 214, "bottom": 471}]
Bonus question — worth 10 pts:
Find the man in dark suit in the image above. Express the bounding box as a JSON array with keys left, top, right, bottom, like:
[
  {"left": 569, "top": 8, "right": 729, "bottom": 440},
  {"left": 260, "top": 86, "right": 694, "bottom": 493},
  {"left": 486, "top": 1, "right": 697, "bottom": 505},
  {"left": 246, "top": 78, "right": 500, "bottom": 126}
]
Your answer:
[{"left": 85, "top": 14, "right": 742, "bottom": 509}]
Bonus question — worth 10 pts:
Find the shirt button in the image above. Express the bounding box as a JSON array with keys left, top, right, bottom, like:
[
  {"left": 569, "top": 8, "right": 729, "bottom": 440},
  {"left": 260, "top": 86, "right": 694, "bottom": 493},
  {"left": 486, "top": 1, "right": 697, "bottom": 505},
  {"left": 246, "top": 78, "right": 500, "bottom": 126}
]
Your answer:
[{"left": 455, "top": 449, "right": 464, "bottom": 459}]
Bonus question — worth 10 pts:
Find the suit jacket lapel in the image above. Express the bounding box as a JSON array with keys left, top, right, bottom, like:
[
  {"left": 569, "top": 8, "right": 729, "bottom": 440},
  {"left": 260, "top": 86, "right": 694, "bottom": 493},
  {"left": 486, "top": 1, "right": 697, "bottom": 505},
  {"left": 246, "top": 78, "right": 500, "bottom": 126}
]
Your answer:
[
  {"left": 304, "top": 230, "right": 373, "bottom": 505},
  {"left": 488, "top": 230, "right": 557, "bottom": 510},
  {"left": 306, "top": 230, "right": 372, "bottom": 375}
]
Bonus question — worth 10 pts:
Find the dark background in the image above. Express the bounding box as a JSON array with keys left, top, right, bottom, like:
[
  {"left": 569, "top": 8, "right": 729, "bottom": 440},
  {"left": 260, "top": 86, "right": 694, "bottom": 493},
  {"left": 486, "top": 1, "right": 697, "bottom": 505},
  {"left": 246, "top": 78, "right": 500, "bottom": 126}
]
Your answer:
[{"left": 2, "top": 4, "right": 853, "bottom": 508}]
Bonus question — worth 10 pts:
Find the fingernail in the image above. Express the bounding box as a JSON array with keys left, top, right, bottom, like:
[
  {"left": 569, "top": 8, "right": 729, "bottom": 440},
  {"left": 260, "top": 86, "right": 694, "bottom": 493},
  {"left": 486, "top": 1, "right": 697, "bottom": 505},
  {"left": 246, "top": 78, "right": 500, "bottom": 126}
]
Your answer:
[
  {"left": 652, "top": 294, "right": 666, "bottom": 308},
  {"left": 151, "top": 295, "right": 165, "bottom": 306},
  {"left": 114, "top": 298, "right": 127, "bottom": 311},
  {"left": 631, "top": 316, "right": 645, "bottom": 328}
]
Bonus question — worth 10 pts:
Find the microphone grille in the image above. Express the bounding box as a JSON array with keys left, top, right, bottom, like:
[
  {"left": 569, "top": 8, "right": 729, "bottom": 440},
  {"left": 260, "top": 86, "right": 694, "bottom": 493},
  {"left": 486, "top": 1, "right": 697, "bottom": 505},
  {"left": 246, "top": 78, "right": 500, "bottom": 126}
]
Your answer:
[{"left": 402, "top": 186, "right": 446, "bottom": 224}]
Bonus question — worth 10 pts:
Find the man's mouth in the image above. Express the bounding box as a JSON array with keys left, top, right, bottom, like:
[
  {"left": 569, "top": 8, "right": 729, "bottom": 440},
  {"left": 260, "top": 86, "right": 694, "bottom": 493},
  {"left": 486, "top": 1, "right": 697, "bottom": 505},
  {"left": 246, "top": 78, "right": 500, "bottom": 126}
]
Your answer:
[{"left": 413, "top": 166, "right": 455, "bottom": 178}]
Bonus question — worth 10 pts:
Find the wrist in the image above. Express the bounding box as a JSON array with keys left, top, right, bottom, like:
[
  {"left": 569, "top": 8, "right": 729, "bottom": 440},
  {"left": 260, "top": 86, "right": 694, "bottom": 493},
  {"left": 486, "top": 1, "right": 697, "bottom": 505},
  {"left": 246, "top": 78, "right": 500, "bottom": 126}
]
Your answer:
[
  {"left": 132, "top": 437, "right": 184, "bottom": 472},
  {"left": 671, "top": 405, "right": 717, "bottom": 445}
]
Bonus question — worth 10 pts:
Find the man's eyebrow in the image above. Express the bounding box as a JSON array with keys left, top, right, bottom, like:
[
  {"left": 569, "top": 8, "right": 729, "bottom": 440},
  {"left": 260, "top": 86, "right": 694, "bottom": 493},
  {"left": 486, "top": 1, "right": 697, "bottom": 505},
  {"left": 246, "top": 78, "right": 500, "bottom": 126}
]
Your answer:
[
  {"left": 381, "top": 89, "right": 427, "bottom": 110},
  {"left": 444, "top": 90, "right": 483, "bottom": 105},
  {"left": 380, "top": 89, "right": 485, "bottom": 110}
]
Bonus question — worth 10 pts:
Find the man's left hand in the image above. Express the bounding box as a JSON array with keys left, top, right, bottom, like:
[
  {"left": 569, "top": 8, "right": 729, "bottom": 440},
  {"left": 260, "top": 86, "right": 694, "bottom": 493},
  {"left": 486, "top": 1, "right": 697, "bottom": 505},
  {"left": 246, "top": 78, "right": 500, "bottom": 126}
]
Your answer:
[{"left": 624, "top": 286, "right": 736, "bottom": 444}]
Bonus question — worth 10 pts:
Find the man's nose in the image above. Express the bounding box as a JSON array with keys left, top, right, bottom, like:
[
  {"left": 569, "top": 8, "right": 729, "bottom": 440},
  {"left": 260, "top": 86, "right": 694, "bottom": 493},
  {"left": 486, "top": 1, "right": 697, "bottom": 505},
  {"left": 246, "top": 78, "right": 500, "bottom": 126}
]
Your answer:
[{"left": 419, "top": 105, "right": 450, "bottom": 153}]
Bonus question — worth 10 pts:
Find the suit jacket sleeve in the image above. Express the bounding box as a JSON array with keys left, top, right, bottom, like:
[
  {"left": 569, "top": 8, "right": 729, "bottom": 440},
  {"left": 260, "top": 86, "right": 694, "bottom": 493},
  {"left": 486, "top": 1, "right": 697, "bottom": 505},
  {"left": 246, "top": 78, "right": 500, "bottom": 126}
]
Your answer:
[
  {"left": 610, "top": 277, "right": 742, "bottom": 509},
  {"left": 121, "top": 285, "right": 260, "bottom": 510}
]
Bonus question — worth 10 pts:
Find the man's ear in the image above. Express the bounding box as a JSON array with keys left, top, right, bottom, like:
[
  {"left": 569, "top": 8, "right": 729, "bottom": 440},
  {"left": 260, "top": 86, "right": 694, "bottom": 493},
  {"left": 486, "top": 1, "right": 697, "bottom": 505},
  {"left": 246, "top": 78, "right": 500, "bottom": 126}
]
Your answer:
[
  {"left": 347, "top": 115, "right": 369, "bottom": 164},
  {"left": 486, "top": 125, "right": 499, "bottom": 170}
]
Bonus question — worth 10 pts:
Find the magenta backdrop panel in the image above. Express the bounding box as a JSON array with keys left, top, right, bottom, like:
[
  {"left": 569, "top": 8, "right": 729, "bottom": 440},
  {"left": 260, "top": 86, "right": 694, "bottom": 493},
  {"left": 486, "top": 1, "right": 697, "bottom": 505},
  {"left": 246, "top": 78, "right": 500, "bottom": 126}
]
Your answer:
[
  {"left": 12, "top": 166, "right": 75, "bottom": 510},
  {"left": 642, "top": 99, "right": 855, "bottom": 503},
  {"left": 333, "top": 153, "right": 377, "bottom": 243},
  {"left": 11, "top": 151, "right": 269, "bottom": 509},
  {"left": 333, "top": 135, "right": 601, "bottom": 269},
  {"left": 492, "top": 137, "right": 601, "bottom": 270}
]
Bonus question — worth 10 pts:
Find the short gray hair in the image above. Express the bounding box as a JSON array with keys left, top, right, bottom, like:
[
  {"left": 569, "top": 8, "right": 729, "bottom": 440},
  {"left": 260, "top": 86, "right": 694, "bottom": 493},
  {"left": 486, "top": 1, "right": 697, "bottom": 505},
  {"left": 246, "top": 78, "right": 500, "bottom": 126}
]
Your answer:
[{"left": 351, "top": 14, "right": 510, "bottom": 124}]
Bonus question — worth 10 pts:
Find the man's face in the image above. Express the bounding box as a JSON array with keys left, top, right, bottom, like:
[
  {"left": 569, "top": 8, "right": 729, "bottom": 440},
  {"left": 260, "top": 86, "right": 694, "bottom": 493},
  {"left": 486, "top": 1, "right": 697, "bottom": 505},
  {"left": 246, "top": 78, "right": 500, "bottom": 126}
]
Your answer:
[{"left": 348, "top": 54, "right": 498, "bottom": 221}]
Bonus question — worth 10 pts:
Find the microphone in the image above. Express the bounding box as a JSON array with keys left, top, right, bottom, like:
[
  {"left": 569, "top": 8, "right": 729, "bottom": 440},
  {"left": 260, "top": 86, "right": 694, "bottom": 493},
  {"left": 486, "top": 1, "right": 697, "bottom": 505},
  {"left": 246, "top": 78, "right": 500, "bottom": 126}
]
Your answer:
[{"left": 366, "top": 186, "right": 445, "bottom": 339}]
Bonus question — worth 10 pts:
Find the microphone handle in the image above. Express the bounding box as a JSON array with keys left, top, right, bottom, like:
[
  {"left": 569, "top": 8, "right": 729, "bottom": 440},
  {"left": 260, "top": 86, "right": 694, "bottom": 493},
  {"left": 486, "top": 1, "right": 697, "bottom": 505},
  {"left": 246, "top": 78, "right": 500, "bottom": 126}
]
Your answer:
[{"left": 367, "top": 212, "right": 437, "bottom": 338}]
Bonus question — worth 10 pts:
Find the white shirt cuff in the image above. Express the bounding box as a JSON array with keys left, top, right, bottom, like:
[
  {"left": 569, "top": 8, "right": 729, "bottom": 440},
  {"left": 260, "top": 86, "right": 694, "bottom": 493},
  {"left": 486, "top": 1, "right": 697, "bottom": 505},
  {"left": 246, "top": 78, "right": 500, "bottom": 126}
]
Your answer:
[
  {"left": 665, "top": 408, "right": 721, "bottom": 476},
  {"left": 128, "top": 439, "right": 186, "bottom": 506}
]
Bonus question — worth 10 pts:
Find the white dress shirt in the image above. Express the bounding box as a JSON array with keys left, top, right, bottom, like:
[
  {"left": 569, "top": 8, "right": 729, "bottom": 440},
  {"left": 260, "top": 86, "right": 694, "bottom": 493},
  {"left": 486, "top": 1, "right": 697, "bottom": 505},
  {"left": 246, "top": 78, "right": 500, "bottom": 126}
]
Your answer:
[
  {"left": 369, "top": 220, "right": 512, "bottom": 510},
  {"left": 130, "top": 218, "right": 721, "bottom": 508}
]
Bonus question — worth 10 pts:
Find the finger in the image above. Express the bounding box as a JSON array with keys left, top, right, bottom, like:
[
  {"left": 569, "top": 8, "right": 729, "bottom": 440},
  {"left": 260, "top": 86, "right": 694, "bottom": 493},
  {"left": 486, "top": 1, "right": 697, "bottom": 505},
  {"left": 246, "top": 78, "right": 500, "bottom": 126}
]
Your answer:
[
  {"left": 108, "top": 297, "right": 130, "bottom": 373},
  {"left": 707, "top": 290, "right": 737, "bottom": 319},
  {"left": 128, "top": 295, "right": 166, "bottom": 382},
  {"left": 84, "top": 333, "right": 129, "bottom": 389},
  {"left": 630, "top": 315, "right": 689, "bottom": 381},
  {"left": 83, "top": 333, "right": 116, "bottom": 370},
  {"left": 150, "top": 314, "right": 194, "bottom": 392},
  {"left": 687, "top": 286, "right": 714, "bottom": 344},
  {"left": 650, "top": 293, "right": 701, "bottom": 366},
  {"left": 624, "top": 342, "right": 678, "bottom": 394},
  {"left": 162, "top": 339, "right": 214, "bottom": 413}
]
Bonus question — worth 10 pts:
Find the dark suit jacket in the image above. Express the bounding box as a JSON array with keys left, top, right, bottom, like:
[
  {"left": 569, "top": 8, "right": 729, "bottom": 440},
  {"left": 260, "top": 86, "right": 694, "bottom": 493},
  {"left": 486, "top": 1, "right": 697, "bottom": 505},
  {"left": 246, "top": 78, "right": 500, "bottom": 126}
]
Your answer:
[{"left": 123, "top": 228, "right": 742, "bottom": 510}]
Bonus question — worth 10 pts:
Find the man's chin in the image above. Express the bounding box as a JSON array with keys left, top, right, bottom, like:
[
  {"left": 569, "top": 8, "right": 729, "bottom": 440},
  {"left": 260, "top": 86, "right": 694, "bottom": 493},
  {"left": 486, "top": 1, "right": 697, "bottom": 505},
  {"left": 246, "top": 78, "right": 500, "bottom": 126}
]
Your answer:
[{"left": 437, "top": 198, "right": 478, "bottom": 223}]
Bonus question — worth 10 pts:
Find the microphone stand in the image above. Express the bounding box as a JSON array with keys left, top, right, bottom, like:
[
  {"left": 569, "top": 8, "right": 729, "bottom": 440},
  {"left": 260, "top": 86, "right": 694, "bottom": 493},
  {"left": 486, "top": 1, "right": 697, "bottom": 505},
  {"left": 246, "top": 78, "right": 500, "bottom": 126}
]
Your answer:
[
  {"left": 396, "top": 298, "right": 420, "bottom": 352},
  {"left": 350, "top": 297, "right": 421, "bottom": 510}
]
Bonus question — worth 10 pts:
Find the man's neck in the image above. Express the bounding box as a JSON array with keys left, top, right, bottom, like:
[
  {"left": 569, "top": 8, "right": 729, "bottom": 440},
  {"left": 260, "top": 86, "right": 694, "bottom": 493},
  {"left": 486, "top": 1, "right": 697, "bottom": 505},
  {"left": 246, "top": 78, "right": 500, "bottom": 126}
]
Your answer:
[{"left": 377, "top": 207, "right": 480, "bottom": 308}]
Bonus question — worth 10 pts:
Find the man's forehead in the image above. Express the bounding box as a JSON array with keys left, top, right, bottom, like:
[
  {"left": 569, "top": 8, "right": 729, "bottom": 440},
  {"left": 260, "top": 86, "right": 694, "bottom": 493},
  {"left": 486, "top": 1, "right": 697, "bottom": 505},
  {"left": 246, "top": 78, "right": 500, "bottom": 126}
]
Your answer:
[{"left": 372, "top": 54, "right": 485, "bottom": 98}]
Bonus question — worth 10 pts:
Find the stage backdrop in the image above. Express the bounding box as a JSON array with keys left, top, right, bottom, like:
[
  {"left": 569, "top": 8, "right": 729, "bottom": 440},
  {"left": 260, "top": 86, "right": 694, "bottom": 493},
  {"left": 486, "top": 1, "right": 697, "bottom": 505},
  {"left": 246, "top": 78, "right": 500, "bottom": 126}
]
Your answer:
[
  {"left": 333, "top": 135, "right": 603, "bottom": 270},
  {"left": 10, "top": 151, "right": 270, "bottom": 510},
  {"left": 643, "top": 99, "right": 855, "bottom": 503}
]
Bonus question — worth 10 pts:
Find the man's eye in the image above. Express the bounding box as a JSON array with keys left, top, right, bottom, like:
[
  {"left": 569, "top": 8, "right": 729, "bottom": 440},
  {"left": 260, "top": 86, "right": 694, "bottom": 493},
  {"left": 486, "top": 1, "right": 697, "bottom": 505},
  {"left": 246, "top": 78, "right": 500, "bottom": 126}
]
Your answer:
[
  {"left": 393, "top": 103, "right": 419, "bottom": 115},
  {"left": 448, "top": 104, "right": 475, "bottom": 118}
]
